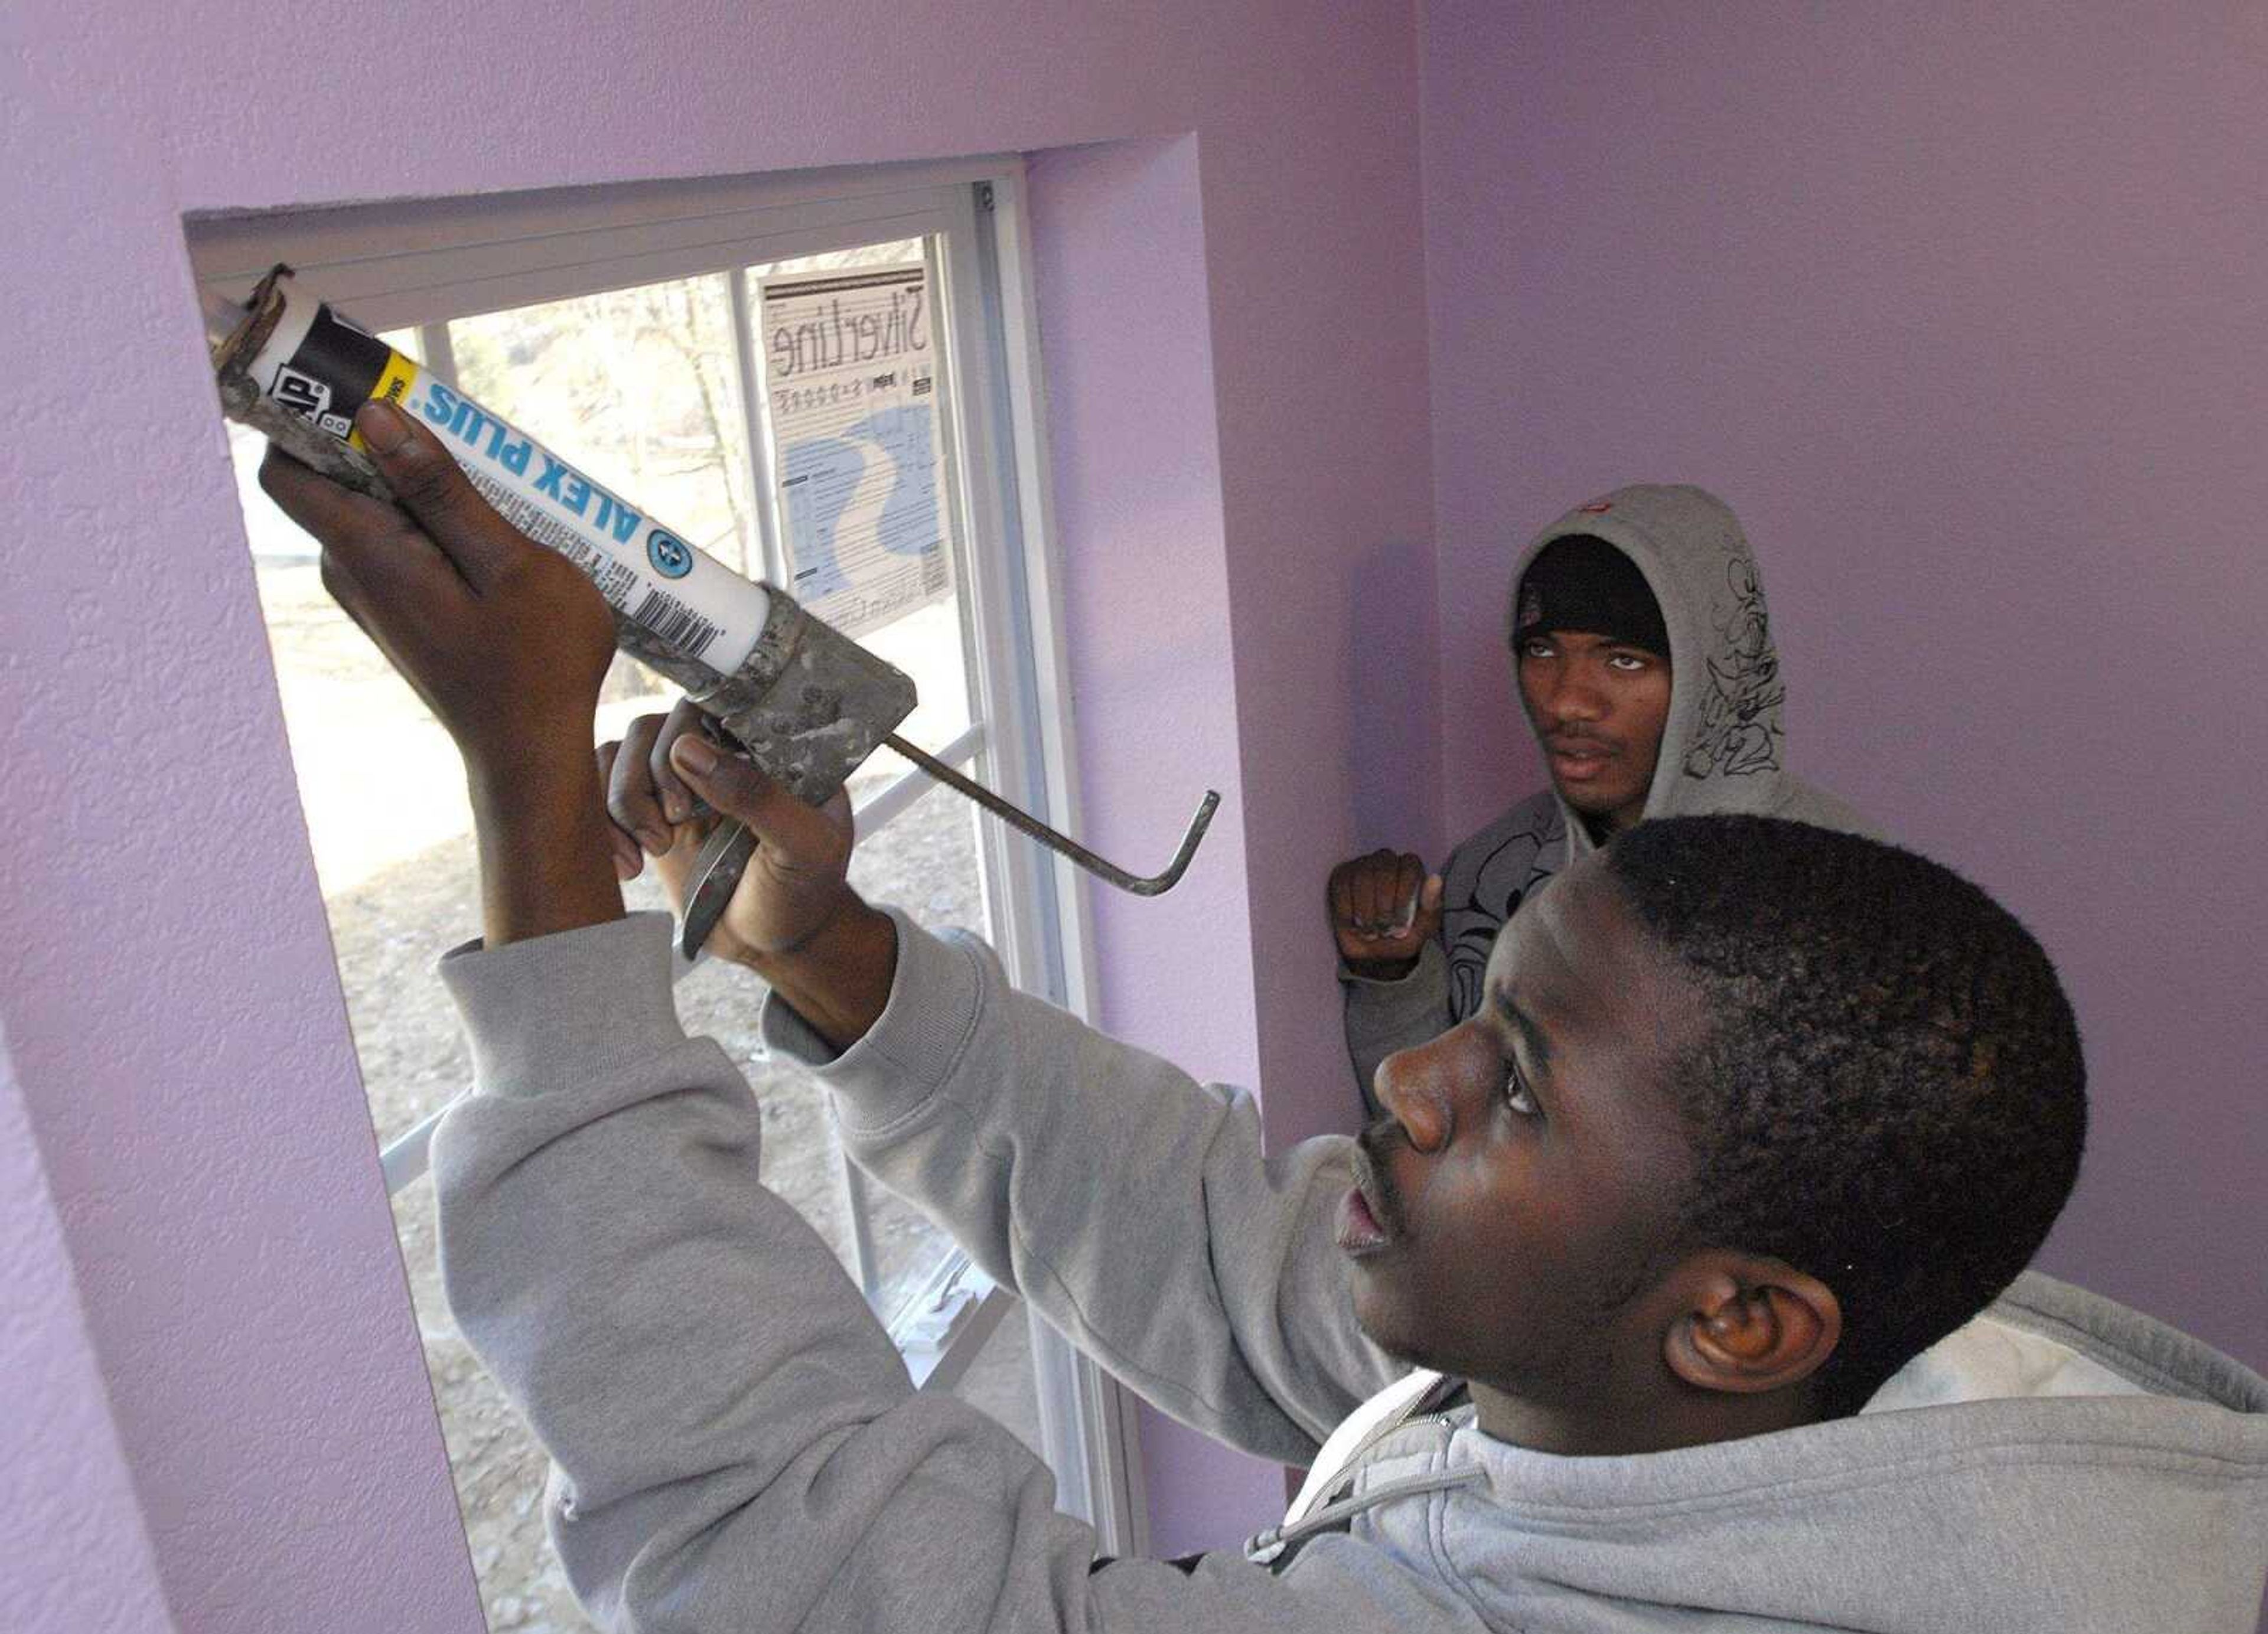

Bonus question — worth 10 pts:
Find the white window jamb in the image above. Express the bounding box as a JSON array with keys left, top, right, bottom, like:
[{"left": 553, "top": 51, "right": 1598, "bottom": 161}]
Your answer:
[{"left": 928, "top": 170, "right": 1147, "bottom": 1558}]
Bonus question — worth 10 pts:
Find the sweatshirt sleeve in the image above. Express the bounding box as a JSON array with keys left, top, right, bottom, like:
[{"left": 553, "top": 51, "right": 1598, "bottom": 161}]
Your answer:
[
  {"left": 433, "top": 911, "right": 1394, "bottom": 1633},
  {"left": 1338, "top": 939, "right": 1452, "bottom": 1116},
  {"left": 763, "top": 911, "right": 1404, "bottom": 1463}
]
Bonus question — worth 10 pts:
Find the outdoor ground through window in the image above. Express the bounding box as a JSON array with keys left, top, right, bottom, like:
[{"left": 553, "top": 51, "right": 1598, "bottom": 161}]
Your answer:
[{"left": 256, "top": 556, "right": 1040, "bottom": 1631}]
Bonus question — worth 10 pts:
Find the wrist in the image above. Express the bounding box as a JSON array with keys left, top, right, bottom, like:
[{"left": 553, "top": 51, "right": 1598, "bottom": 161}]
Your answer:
[
  {"left": 467, "top": 741, "right": 602, "bottom": 814},
  {"left": 466, "top": 754, "right": 625, "bottom": 947},
  {"left": 1347, "top": 952, "right": 1420, "bottom": 982},
  {"left": 744, "top": 898, "right": 897, "bottom": 1051},
  {"left": 739, "top": 893, "right": 891, "bottom": 981},
  {"left": 722, "top": 880, "right": 865, "bottom": 969}
]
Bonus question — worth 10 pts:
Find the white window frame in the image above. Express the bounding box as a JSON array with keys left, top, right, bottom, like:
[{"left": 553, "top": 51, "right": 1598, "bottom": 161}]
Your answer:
[{"left": 189, "top": 155, "right": 1145, "bottom": 1557}]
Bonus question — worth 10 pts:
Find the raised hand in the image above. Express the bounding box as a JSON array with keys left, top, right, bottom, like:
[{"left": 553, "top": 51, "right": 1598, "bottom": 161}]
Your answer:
[
  {"left": 260, "top": 400, "right": 622, "bottom": 946},
  {"left": 601, "top": 702, "right": 891, "bottom": 1049},
  {"left": 1327, "top": 849, "right": 1443, "bottom": 981},
  {"left": 259, "top": 400, "right": 617, "bottom": 774}
]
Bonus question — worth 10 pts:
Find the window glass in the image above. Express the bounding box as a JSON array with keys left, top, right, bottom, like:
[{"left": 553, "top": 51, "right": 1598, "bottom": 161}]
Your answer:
[
  {"left": 952, "top": 1304, "right": 1048, "bottom": 1463},
  {"left": 229, "top": 233, "right": 1041, "bottom": 1630}
]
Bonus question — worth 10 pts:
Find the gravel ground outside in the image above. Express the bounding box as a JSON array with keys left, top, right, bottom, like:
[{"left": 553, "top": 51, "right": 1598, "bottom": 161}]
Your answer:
[{"left": 259, "top": 562, "right": 1044, "bottom": 1631}]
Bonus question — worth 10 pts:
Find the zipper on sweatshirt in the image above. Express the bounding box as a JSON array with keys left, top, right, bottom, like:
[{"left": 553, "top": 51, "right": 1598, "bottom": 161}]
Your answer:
[
  {"left": 1244, "top": 1457, "right": 1483, "bottom": 1568},
  {"left": 1252, "top": 1382, "right": 1469, "bottom": 1568},
  {"left": 1282, "top": 1371, "right": 1469, "bottom": 1531}
]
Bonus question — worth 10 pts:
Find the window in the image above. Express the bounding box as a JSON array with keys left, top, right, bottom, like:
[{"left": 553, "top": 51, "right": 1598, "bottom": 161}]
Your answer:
[{"left": 192, "top": 159, "right": 1143, "bottom": 1629}]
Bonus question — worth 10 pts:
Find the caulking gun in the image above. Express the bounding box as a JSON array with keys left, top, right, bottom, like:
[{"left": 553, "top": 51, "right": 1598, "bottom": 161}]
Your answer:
[{"left": 205, "top": 266, "right": 1217, "bottom": 957}]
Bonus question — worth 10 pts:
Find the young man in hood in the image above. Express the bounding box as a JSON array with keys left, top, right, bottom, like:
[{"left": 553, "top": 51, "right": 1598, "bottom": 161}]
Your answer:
[
  {"left": 1332, "top": 485, "right": 1866, "bottom": 1110},
  {"left": 261, "top": 412, "right": 2268, "bottom": 1633}
]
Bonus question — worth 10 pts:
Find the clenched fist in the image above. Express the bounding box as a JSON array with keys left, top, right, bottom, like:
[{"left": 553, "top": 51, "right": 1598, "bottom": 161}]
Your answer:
[{"left": 1327, "top": 849, "right": 1442, "bottom": 981}]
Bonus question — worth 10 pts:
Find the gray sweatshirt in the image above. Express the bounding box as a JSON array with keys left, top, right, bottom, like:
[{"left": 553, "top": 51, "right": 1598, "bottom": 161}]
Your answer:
[
  {"left": 1345, "top": 485, "right": 1869, "bottom": 1103},
  {"left": 436, "top": 909, "right": 2268, "bottom": 1632}
]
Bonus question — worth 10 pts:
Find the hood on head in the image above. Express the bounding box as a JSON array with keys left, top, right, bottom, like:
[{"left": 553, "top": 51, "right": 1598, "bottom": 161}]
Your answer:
[{"left": 1508, "top": 484, "right": 1790, "bottom": 852}]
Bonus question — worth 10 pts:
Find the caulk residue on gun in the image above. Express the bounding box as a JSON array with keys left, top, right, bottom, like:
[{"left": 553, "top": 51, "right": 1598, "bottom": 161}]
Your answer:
[{"left": 219, "top": 285, "right": 773, "bottom": 671}]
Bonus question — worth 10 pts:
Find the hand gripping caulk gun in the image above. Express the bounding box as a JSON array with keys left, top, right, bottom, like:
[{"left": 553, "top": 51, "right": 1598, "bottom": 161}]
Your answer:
[{"left": 206, "top": 266, "right": 1218, "bottom": 957}]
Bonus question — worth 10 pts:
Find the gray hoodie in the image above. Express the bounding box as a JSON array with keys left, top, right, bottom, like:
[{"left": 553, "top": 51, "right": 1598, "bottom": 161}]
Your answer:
[
  {"left": 1344, "top": 485, "right": 1868, "bottom": 1103},
  {"left": 435, "top": 909, "right": 2268, "bottom": 1633}
]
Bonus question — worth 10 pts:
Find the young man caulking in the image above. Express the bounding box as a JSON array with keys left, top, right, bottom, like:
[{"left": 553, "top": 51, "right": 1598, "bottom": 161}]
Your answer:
[
  {"left": 1330, "top": 487, "right": 1867, "bottom": 1110},
  {"left": 260, "top": 408, "right": 2268, "bottom": 1633}
]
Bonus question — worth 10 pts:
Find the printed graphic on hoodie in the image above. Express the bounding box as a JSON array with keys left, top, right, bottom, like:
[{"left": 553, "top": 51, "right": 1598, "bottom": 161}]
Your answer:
[{"left": 1685, "top": 556, "right": 1785, "bottom": 780}]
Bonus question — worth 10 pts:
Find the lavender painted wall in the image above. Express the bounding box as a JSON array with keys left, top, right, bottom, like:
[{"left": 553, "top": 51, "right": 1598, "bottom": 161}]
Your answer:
[
  {"left": 0, "top": 1028, "right": 177, "bottom": 1634},
  {"left": 2, "top": 0, "right": 1429, "bottom": 1613},
  {"left": 1421, "top": 0, "right": 2268, "bottom": 1390},
  {"left": 11, "top": 0, "right": 2253, "bottom": 1614},
  {"left": 1022, "top": 136, "right": 1288, "bottom": 1545}
]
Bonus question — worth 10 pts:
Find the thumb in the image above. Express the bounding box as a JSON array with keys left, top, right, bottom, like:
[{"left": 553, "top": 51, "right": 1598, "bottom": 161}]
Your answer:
[
  {"left": 667, "top": 733, "right": 842, "bottom": 864},
  {"left": 353, "top": 400, "right": 523, "bottom": 592},
  {"left": 1416, "top": 873, "right": 1445, "bottom": 929}
]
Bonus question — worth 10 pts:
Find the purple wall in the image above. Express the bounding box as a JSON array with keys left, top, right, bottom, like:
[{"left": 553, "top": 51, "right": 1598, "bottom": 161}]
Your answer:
[
  {"left": 1, "top": 0, "right": 1430, "bottom": 1614},
  {"left": 1421, "top": 0, "right": 2268, "bottom": 1385},
  {"left": 22, "top": 0, "right": 2253, "bottom": 1616},
  {"left": 0, "top": 1029, "right": 177, "bottom": 1634},
  {"left": 1024, "top": 136, "right": 1286, "bottom": 1539}
]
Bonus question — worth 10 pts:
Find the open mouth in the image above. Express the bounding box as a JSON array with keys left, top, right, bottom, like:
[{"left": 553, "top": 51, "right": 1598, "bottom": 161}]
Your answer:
[{"left": 1338, "top": 1152, "right": 1396, "bottom": 1257}]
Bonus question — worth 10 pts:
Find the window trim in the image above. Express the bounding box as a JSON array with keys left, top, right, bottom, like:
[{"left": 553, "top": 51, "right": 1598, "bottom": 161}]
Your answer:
[{"left": 190, "top": 156, "right": 1013, "bottom": 331}]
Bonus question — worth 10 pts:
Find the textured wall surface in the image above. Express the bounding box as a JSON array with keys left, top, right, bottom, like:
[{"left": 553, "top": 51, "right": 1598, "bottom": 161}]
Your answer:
[
  {"left": 1420, "top": 2, "right": 2268, "bottom": 1385},
  {"left": 1, "top": 0, "right": 1432, "bottom": 1612},
  {"left": 0, "top": 1026, "right": 178, "bottom": 1634}
]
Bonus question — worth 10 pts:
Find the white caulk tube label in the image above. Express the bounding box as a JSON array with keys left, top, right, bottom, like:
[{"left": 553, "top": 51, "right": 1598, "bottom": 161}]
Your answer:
[{"left": 240, "top": 296, "right": 770, "bottom": 671}]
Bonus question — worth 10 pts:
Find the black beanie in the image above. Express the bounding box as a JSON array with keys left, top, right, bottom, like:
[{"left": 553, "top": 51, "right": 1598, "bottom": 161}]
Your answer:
[{"left": 1513, "top": 534, "right": 1669, "bottom": 657}]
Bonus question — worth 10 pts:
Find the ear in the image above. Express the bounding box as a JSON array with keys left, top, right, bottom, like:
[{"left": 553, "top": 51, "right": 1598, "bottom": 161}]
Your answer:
[{"left": 1661, "top": 1259, "right": 1842, "bottom": 1397}]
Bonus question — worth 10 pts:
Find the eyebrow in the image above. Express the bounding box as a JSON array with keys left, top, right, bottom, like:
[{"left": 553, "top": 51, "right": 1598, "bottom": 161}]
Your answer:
[{"left": 1490, "top": 986, "right": 1555, "bottom": 1077}]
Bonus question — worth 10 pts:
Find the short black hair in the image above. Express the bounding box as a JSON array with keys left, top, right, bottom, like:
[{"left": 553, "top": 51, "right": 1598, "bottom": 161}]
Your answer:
[{"left": 1602, "top": 816, "right": 2087, "bottom": 1417}]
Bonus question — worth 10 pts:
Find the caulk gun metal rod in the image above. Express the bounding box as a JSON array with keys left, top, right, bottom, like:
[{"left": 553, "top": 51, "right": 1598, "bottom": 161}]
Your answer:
[
  {"left": 677, "top": 735, "right": 1221, "bottom": 956},
  {"left": 883, "top": 734, "right": 1221, "bottom": 897}
]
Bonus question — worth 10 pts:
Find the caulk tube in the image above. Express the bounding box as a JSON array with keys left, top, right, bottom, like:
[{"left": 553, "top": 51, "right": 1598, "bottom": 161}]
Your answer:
[
  {"left": 212, "top": 270, "right": 917, "bottom": 815},
  {"left": 212, "top": 286, "right": 771, "bottom": 673}
]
